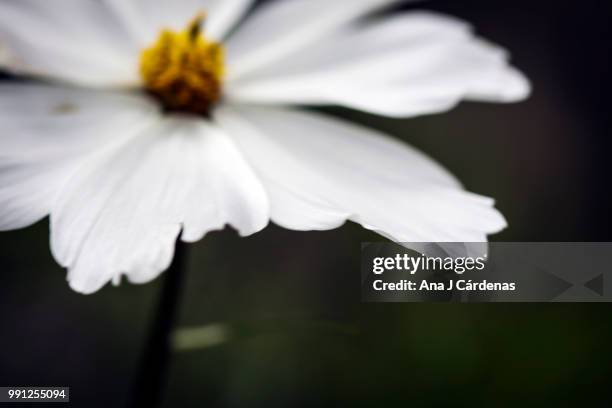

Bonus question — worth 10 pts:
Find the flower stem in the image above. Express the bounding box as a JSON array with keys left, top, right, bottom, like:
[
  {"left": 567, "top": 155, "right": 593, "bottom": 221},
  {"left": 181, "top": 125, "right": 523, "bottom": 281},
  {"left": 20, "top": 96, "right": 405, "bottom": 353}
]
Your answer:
[{"left": 129, "top": 239, "right": 188, "bottom": 408}]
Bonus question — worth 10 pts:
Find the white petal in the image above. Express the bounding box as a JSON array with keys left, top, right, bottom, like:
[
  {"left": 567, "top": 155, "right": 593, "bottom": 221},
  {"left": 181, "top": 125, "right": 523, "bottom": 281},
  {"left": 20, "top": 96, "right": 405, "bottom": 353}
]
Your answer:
[
  {"left": 104, "top": 0, "right": 254, "bottom": 44},
  {"left": 215, "top": 105, "right": 506, "bottom": 242},
  {"left": 225, "top": 0, "right": 400, "bottom": 79},
  {"left": 0, "top": 0, "right": 141, "bottom": 86},
  {"left": 0, "top": 83, "right": 158, "bottom": 231},
  {"left": 51, "top": 117, "right": 269, "bottom": 294},
  {"left": 205, "top": 0, "right": 255, "bottom": 41},
  {"left": 226, "top": 12, "right": 531, "bottom": 117}
]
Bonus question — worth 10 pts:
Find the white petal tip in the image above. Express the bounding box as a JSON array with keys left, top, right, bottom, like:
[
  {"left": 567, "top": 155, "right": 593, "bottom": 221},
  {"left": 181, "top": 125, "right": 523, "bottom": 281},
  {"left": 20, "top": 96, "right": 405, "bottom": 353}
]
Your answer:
[
  {"left": 236, "top": 220, "right": 269, "bottom": 238},
  {"left": 488, "top": 215, "right": 508, "bottom": 235},
  {"left": 467, "top": 67, "right": 531, "bottom": 104},
  {"left": 68, "top": 277, "right": 105, "bottom": 295},
  {"left": 484, "top": 205, "right": 508, "bottom": 235},
  {"left": 500, "top": 68, "right": 532, "bottom": 102}
]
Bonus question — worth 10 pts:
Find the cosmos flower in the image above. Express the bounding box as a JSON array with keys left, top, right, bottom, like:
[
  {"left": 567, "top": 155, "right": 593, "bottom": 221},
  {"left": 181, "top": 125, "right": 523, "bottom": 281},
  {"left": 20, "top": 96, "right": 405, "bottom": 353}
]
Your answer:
[{"left": 0, "top": 0, "right": 530, "bottom": 294}]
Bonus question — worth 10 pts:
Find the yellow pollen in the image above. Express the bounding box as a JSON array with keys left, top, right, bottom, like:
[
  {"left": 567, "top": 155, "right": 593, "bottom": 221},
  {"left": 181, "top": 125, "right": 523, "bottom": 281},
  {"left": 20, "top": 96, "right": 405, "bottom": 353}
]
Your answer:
[{"left": 139, "top": 12, "right": 225, "bottom": 115}]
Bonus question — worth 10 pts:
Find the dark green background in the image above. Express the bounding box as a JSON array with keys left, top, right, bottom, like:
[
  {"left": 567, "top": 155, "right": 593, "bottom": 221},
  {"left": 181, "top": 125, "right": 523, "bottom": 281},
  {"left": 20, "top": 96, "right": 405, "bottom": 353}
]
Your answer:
[{"left": 1, "top": 0, "right": 611, "bottom": 407}]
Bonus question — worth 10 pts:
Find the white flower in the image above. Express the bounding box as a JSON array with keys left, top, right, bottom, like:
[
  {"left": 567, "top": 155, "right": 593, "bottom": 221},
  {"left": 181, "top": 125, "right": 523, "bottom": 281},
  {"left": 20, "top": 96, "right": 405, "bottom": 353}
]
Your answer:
[{"left": 0, "top": 0, "right": 530, "bottom": 294}]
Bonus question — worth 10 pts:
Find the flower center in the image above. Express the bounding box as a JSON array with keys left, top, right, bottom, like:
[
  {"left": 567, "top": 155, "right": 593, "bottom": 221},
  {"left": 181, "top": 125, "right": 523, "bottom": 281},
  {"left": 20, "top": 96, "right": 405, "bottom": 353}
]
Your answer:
[{"left": 139, "top": 12, "right": 225, "bottom": 116}]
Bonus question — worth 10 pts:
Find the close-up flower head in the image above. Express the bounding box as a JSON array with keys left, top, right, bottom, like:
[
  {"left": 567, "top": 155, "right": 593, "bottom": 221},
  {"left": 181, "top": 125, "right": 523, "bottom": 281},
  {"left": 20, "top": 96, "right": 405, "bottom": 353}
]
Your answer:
[{"left": 0, "top": 0, "right": 529, "bottom": 293}]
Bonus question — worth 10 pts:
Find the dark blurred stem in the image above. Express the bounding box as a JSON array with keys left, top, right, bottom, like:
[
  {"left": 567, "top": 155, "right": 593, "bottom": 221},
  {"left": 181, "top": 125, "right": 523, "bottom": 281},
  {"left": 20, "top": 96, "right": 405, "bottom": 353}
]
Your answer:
[{"left": 129, "top": 240, "right": 188, "bottom": 408}]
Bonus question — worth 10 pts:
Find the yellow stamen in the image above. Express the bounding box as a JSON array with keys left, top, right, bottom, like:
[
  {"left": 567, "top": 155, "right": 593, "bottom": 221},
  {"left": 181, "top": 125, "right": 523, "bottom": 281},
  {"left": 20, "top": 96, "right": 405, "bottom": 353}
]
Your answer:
[{"left": 140, "top": 12, "right": 225, "bottom": 115}]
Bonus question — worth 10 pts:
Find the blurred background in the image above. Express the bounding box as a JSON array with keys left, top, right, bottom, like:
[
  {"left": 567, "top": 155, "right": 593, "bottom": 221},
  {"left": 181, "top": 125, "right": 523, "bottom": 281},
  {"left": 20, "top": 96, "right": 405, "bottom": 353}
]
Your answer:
[{"left": 1, "top": 0, "right": 612, "bottom": 406}]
